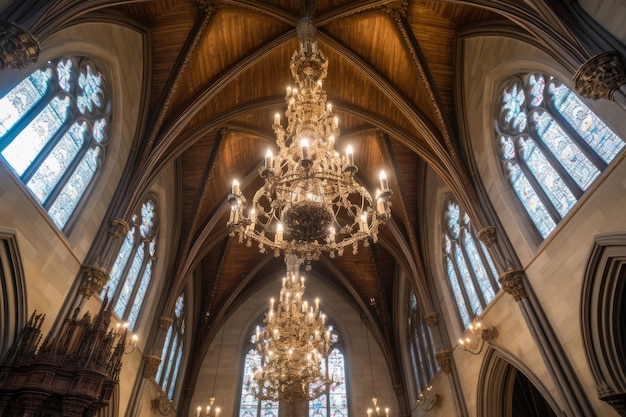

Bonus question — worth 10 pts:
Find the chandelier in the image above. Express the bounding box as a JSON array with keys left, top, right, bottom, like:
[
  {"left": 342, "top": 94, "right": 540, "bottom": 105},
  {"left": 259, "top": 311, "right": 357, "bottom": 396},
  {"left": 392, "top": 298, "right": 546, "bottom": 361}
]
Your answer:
[
  {"left": 251, "top": 255, "right": 335, "bottom": 402},
  {"left": 227, "top": 13, "right": 392, "bottom": 262}
]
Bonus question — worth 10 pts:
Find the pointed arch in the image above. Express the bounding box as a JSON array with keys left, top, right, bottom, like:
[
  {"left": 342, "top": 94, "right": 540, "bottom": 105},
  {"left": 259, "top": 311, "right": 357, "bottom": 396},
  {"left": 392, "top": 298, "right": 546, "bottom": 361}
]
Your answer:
[
  {"left": 581, "top": 233, "right": 626, "bottom": 405},
  {"left": 477, "top": 346, "right": 560, "bottom": 417},
  {"left": 0, "top": 230, "right": 27, "bottom": 357}
]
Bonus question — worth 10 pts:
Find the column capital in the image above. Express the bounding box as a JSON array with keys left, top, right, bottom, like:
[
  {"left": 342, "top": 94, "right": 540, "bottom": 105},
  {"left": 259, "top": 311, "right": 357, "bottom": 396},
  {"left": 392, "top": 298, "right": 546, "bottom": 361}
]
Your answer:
[
  {"left": 499, "top": 269, "right": 527, "bottom": 301},
  {"left": 108, "top": 217, "right": 130, "bottom": 239},
  {"left": 424, "top": 312, "right": 439, "bottom": 327},
  {"left": 158, "top": 316, "right": 173, "bottom": 330},
  {"left": 434, "top": 349, "right": 453, "bottom": 375},
  {"left": 477, "top": 226, "right": 497, "bottom": 247},
  {"left": 78, "top": 265, "right": 109, "bottom": 298},
  {"left": 574, "top": 51, "right": 626, "bottom": 100},
  {"left": 142, "top": 354, "right": 162, "bottom": 379},
  {"left": 0, "top": 21, "right": 39, "bottom": 70}
]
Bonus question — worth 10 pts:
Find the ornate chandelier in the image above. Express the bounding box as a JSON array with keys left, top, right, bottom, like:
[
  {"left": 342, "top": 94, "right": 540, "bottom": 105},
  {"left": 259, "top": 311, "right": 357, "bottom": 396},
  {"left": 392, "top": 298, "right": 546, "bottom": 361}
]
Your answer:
[
  {"left": 227, "top": 13, "right": 392, "bottom": 262},
  {"left": 251, "top": 255, "right": 335, "bottom": 402}
]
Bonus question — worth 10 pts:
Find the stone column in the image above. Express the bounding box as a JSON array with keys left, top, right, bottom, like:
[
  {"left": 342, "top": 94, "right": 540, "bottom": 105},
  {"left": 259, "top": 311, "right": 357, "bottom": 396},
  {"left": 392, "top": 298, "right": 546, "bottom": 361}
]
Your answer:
[
  {"left": 499, "top": 270, "right": 597, "bottom": 417},
  {"left": 427, "top": 313, "right": 469, "bottom": 417}
]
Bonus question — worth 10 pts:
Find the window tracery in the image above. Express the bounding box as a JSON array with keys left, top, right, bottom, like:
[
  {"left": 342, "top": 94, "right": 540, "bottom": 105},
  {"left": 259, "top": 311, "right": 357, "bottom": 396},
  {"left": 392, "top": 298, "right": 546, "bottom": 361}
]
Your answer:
[
  {"left": 0, "top": 56, "right": 110, "bottom": 230},
  {"left": 496, "top": 73, "right": 624, "bottom": 238},
  {"left": 442, "top": 200, "right": 499, "bottom": 328},
  {"left": 156, "top": 294, "right": 185, "bottom": 399},
  {"left": 408, "top": 291, "right": 439, "bottom": 394}
]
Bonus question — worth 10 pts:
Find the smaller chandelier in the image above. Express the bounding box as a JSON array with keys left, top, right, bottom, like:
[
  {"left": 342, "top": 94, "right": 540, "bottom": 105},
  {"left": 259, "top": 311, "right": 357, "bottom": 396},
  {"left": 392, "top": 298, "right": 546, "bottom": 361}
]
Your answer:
[
  {"left": 252, "top": 255, "right": 335, "bottom": 402},
  {"left": 227, "top": 17, "right": 392, "bottom": 262}
]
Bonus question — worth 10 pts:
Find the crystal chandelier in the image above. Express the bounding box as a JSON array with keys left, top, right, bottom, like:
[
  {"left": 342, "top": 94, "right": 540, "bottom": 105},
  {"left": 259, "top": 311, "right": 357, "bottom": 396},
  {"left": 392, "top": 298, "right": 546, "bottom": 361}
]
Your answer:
[
  {"left": 251, "top": 255, "right": 335, "bottom": 402},
  {"left": 227, "top": 12, "right": 392, "bottom": 262}
]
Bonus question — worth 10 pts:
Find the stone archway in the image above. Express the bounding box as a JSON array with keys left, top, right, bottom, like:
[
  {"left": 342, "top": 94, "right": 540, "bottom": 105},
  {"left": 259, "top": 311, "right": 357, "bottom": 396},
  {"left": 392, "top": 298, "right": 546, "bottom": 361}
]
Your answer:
[
  {"left": 582, "top": 233, "right": 626, "bottom": 416},
  {"left": 477, "top": 347, "right": 560, "bottom": 417}
]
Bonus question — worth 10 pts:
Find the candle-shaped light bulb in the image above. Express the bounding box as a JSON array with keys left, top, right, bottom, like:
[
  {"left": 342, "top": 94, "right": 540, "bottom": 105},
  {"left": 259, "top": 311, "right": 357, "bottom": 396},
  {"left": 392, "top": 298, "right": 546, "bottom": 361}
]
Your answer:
[
  {"left": 315, "top": 298, "right": 320, "bottom": 309},
  {"left": 377, "top": 198, "right": 385, "bottom": 214},
  {"left": 459, "top": 338, "right": 465, "bottom": 345},
  {"left": 206, "top": 405, "right": 211, "bottom": 416},
  {"left": 329, "top": 226, "right": 336, "bottom": 243},
  {"left": 286, "top": 86, "right": 292, "bottom": 96},
  {"left": 327, "top": 102, "right": 333, "bottom": 113},
  {"left": 346, "top": 145, "right": 354, "bottom": 166},
  {"left": 132, "top": 334, "right": 138, "bottom": 345},
  {"left": 333, "top": 116, "right": 339, "bottom": 129},
  {"left": 270, "top": 297, "right": 275, "bottom": 309},
  {"left": 329, "top": 135, "right": 335, "bottom": 145},
  {"left": 385, "top": 408, "right": 389, "bottom": 417},
  {"left": 301, "top": 138, "right": 309, "bottom": 159},
  {"left": 379, "top": 170, "right": 389, "bottom": 191},
  {"left": 249, "top": 208, "right": 256, "bottom": 224},
  {"left": 274, "top": 113, "right": 280, "bottom": 125},
  {"left": 265, "top": 149, "right": 273, "bottom": 170},
  {"left": 293, "top": 88, "right": 298, "bottom": 96},
  {"left": 215, "top": 408, "right": 221, "bottom": 417},
  {"left": 197, "top": 407, "right": 202, "bottom": 417},
  {"left": 275, "top": 223, "right": 283, "bottom": 243},
  {"left": 232, "top": 179, "right": 240, "bottom": 195},
  {"left": 360, "top": 213, "right": 368, "bottom": 231},
  {"left": 367, "top": 409, "right": 373, "bottom": 417}
]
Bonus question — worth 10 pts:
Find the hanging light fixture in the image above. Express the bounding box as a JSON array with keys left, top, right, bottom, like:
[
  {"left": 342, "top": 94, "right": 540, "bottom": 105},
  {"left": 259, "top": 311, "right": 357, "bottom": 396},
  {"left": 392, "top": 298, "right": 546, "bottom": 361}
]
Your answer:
[
  {"left": 227, "top": 2, "right": 392, "bottom": 262},
  {"left": 197, "top": 326, "right": 225, "bottom": 417},
  {"left": 252, "top": 254, "right": 335, "bottom": 402},
  {"left": 365, "top": 322, "right": 390, "bottom": 417}
]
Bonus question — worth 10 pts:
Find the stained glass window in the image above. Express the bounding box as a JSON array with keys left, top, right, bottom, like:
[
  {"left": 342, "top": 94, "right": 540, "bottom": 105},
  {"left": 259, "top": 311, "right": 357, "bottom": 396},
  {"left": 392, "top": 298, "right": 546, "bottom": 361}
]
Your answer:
[
  {"left": 496, "top": 73, "right": 624, "bottom": 238},
  {"left": 238, "top": 323, "right": 346, "bottom": 417},
  {"left": 102, "top": 198, "right": 158, "bottom": 331},
  {"left": 157, "top": 294, "right": 185, "bottom": 399},
  {"left": 239, "top": 345, "right": 279, "bottom": 417},
  {"left": 442, "top": 200, "right": 499, "bottom": 328},
  {"left": 408, "top": 291, "right": 439, "bottom": 395},
  {"left": 310, "top": 347, "right": 348, "bottom": 417},
  {"left": 0, "top": 57, "right": 110, "bottom": 231}
]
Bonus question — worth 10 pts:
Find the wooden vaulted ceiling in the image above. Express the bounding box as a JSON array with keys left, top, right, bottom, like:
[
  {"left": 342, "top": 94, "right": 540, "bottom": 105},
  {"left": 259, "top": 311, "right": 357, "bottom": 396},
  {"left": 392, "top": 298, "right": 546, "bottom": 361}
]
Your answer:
[{"left": 107, "top": 0, "right": 505, "bottom": 354}]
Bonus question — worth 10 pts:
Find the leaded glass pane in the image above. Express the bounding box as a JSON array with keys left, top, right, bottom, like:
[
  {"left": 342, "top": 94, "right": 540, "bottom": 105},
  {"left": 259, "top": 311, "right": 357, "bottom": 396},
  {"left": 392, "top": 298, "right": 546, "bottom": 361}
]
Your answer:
[
  {"left": 141, "top": 200, "right": 156, "bottom": 237},
  {"left": 481, "top": 242, "right": 499, "bottom": 287},
  {"left": 57, "top": 59, "right": 73, "bottom": 92},
  {"left": 2, "top": 95, "right": 70, "bottom": 175},
  {"left": 549, "top": 81, "right": 625, "bottom": 163},
  {"left": 26, "top": 121, "right": 87, "bottom": 204},
  {"left": 168, "top": 346, "right": 183, "bottom": 398},
  {"left": 462, "top": 229, "right": 496, "bottom": 304},
  {"left": 500, "top": 80, "right": 527, "bottom": 133},
  {"left": 114, "top": 244, "right": 144, "bottom": 318},
  {"left": 103, "top": 228, "right": 134, "bottom": 299},
  {"left": 0, "top": 67, "right": 51, "bottom": 135},
  {"left": 453, "top": 246, "right": 481, "bottom": 316},
  {"left": 446, "top": 257, "right": 470, "bottom": 327},
  {"left": 175, "top": 295, "right": 184, "bottom": 317},
  {"left": 77, "top": 64, "right": 103, "bottom": 114},
  {"left": 530, "top": 110, "right": 600, "bottom": 189},
  {"left": 517, "top": 135, "right": 577, "bottom": 216},
  {"left": 126, "top": 259, "right": 152, "bottom": 331},
  {"left": 310, "top": 395, "right": 327, "bottom": 417},
  {"left": 328, "top": 349, "right": 347, "bottom": 417},
  {"left": 240, "top": 349, "right": 261, "bottom": 417},
  {"left": 261, "top": 401, "right": 279, "bottom": 417},
  {"left": 162, "top": 334, "right": 178, "bottom": 392},
  {"left": 156, "top": 326, "right": 173, "bottom": 384},
  {"left": 504, "top": 159, "right": 556, "bottom": 238}
]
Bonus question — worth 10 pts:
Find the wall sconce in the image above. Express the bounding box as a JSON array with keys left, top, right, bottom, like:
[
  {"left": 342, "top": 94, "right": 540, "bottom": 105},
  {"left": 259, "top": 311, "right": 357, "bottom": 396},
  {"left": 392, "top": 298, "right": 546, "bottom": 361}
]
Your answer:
[
  {"left": 416, "top": 386, "right": 439, "bottom": 412},
  {"left": 116, "top": 322, "right": 138, "bottom": 354},
  {"left": 458, "top": 314, "right": 497, "bottom": 355}
]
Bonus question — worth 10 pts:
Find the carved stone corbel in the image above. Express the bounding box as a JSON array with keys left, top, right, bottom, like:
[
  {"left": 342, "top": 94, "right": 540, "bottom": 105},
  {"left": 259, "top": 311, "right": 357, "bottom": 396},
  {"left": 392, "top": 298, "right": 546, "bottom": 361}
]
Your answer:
[
  {"left": 434, "top": 350, "right": 453, "bottom": 375},
  {"left": 78, "top": 265, "right": 109, "bottom": 298},
  {"left": 0, "top": 21, "right": 39, "bottom": 70},
  {"left": 477, "top": 226, "right": 497, "bottom": 247},
  {"left": 108, "top": 218, "right": 130, "bottom": 239},
  {"left": 142, "top": 354, "right": 162, "bottom": 379},
  {"left": 574, "top": 51, "right": 626, "bottom": 100},
  {"left": 499, "top": 269, "right": 527, "bottom": 301}
]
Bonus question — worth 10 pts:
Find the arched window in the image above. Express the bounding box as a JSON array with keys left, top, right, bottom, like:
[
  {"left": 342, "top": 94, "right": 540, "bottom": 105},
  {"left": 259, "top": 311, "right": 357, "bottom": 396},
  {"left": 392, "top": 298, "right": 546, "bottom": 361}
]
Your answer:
[
  {"left": 238, "top": 324, "right": 347, "bottom": 417},
  {"left": 496, "top": 72, "right": 624, "bottom": 238},
  {"left": 310, "top": 347, "right": 348, "bottom": 417},
  {"left": 0, "top": 56, "right": 110, "bottom": 231},
  {"left": 443, "top": 199, "right": 499, "bottom": 328},
  {"left": 408, "top": 290, "right": 439, "bottom": 394},
  {"left": 156, "top": 294, "right": 185, "bottom": 399},
  {"left": 239, "top": 345, "right": 279, "bottom": 417},
  {"left": 102, "top": 198, "right": 158, "bottom": 331}
]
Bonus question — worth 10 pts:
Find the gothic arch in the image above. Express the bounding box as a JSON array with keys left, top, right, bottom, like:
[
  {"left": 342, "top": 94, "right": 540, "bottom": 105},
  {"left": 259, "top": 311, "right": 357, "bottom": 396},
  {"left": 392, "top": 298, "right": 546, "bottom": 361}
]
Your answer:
[
  {"left": 582, "top": 233, "right": 626, "bottom": 412},
  {"left": 0, "top": 230, "right": 27, "bottom": 357},
  {"left": 477, "top": 346, "right": 560, "bottom": 417}
]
